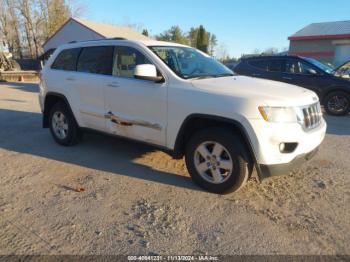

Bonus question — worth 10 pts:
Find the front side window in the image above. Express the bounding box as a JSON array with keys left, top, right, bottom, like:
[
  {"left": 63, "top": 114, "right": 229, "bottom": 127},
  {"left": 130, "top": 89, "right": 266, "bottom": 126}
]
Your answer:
[
  {"left": 51, "top": 48, "right": 81, "bottom": 71},
  {"left": 285, "top": 60, "right": 302, "bottom": 74},
  {"left": 113, "top": 46, "right": 151, "bottom": 78},
  {"left": 149, "top": 46, "right": 233, "bottom": 79},
  {"left": 77, "top": 46, "right": 114, "bottom": 75},
  {"left": 285, "top": 59, "right": 316, "bottom": 74}
]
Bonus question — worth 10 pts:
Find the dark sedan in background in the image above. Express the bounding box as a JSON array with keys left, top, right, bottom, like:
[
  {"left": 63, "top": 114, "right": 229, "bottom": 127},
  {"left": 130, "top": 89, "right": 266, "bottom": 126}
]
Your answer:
[{"left": 234, "top": 56, "right": 350, "bottom": 116}]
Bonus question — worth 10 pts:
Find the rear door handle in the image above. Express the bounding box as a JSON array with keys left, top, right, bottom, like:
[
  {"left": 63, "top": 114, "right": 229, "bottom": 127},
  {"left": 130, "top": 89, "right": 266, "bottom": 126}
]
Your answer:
[
  {"left": 282, "top": 76, "right": 293, "bottom": 80},
  {"left": 252, "top": 73, "right": 261, "bottom": 77},
  {"left": 66, "top": 77, "right": 75, "bottom": 81},
  {"left": 107, "top": 82, "right": 119, "bottom": 88}
]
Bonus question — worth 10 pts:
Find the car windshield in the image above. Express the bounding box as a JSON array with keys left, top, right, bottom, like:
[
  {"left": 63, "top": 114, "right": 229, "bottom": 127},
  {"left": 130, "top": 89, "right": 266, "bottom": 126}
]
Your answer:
[
  {"left": 149, "top": 46, "right": 234, "bottom": 79},
  {"left": 303, "top": 57, "right": 334, "bottom": 74}
]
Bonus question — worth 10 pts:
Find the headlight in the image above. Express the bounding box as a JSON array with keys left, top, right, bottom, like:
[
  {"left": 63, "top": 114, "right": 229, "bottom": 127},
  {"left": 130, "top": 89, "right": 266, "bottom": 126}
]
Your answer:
[{"left": 258, "top": 106, "right": 298, "bottom": 123}]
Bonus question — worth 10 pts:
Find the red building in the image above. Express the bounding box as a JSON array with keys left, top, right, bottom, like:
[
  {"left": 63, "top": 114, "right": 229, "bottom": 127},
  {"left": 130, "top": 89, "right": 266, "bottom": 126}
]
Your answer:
[{"left": 289, "top": 20, "right": 350, "bottom": 66}]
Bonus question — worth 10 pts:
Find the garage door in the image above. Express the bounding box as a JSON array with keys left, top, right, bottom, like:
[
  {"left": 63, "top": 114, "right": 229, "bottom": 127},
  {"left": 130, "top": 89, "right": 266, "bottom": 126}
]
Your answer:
[{"left": 334, "top": 44, "right": 350, "bottom": 66}]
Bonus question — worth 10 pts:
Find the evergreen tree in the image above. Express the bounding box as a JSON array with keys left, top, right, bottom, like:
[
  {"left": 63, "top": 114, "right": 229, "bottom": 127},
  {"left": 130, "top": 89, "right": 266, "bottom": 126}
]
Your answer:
[
  {"left": 188, "top": 27, "right": 198, "bottom": 47},
  {"left": 156, "top": 26, "right": 188, "bottom": 45},
  {"left": 209, "top": 34, "right": 217, "bottom": 56},
  {"left": 142, "top": 29, "right": 149, "bottom": 37},
  {"left": 196, "top": 25, "right": 209, "bottom": 53}
]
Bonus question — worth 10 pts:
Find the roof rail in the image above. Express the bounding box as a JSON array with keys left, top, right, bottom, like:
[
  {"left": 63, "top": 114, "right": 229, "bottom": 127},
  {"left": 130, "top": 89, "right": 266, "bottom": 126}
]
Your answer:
[{"left": 68, "top": 37, "right": 127, "bottom": 44}]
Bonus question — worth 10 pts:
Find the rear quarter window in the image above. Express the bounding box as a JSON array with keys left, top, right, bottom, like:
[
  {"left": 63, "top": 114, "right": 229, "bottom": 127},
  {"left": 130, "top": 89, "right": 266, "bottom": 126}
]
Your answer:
[{"left": 51, "top": 48, "right": 81, "bottom": 71}]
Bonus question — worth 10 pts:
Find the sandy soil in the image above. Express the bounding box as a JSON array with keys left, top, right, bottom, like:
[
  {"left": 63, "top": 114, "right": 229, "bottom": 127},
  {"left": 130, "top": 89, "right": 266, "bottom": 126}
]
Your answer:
[{"left": 0, "top": 82, "right": 349, "bottom": 255}]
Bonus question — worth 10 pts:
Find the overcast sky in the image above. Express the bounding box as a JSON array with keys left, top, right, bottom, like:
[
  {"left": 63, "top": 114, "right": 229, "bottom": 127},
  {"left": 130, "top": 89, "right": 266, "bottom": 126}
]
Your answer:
[{"left": 82, "top": 0, "right": 350, "bottom": 57}]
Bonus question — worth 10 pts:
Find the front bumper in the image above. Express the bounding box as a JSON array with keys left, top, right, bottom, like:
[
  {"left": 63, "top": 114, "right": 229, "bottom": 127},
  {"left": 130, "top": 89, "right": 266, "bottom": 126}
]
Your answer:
[
  {"left": 258, "top": 146, "right": 319, "bottom": 179},
  {"left": 244, "top": 117, "right": 326, "bottom": 165},
  {"left": 240, "top": 116, "right": 326, "bottom": 180}
]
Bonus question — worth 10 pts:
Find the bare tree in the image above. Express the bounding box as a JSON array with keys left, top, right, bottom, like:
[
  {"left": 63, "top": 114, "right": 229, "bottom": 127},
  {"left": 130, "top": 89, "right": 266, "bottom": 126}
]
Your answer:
[
  {"left": 45, "top": 0, "right": 71, "bottom": 38},
  {"left": 15, "top": 0, "right": 37, "bottom": 57},
  {"left": 1, "top": 0, "right": 83, "bottom": 59},
  {"left": 216, "top": 43, "right": 230, "bottom": 62},
  {"left": 252, "top": 48, "right": 261, "bottom": 55},
  {"left": 0, "top": 0, "right": 23, "bottom": 58},
  {"left": 263, "top": 47, "right": 279, "bottom": 55}
]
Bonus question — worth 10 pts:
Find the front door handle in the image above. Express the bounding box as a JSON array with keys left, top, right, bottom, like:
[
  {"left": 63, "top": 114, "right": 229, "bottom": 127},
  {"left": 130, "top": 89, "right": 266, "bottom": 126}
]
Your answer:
[
  {"left": 282, "top": 77, "right": 293, "bottom": 80},
  {"left": 107, "top": 82, "right": 119, "bottom": 88},
  {"left": 66, "top": 77, "right": 75, "bottom": 81}
]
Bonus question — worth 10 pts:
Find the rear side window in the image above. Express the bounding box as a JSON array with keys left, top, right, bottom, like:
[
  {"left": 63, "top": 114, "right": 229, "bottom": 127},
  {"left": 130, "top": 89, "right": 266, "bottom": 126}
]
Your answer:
[
  {"left": 77, "top": 46, "right": 114, "bottom": 75},
  {"left": 51, "top": 48, "right": 81, "bottom": 71},
  {"left": 268, "top": 60, "right": 283, "bottom": 72},
  {"left": 248, "top": 60, "right": 268, "bottom": 71},
  {"left": 248, "top": 59, "right": 284, "bottom": 72}
]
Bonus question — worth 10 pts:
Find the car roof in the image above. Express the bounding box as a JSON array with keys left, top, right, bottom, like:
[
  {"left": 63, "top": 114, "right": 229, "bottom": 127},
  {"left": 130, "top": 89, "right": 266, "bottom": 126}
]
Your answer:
[
  {"left": 241, "top": 55, "right": 302, "bottom": 60},
  {"left": 57, "top": 38, "right": 189, "bottom": 50}
]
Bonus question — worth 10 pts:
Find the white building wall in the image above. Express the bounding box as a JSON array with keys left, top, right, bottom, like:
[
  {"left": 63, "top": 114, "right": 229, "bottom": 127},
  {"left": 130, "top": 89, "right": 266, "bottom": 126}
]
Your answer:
[{"left": 43, "top": 19, "right": 104, "bottom": 52}]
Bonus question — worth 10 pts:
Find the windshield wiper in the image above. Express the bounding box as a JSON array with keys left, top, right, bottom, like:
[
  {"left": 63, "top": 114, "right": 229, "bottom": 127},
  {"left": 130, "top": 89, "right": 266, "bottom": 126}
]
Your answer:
[
  {"left": 186, "top": 75, "right": 215, "bottom": 80},
  {"left": 213, "top": 73, "right": 235, "bottom": 78}
]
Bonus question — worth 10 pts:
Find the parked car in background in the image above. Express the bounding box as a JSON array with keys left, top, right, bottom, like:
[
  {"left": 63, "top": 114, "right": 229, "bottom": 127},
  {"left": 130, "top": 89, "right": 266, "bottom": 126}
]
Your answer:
[
  {"left": 224, "top": 61, "right": 238, "bottom": 71},
  {"left": 334, "top": 60, "right": 350, "bottom": 79},
  {"left": 234, "top": 56, "right": 350, "bottom": 116},
  {"left": 39, "top": 39, "right": 326, "bottom": 193}
]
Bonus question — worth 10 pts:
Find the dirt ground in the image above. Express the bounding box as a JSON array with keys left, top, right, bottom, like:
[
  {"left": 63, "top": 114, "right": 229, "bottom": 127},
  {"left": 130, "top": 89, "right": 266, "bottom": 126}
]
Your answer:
[{"left": 0, "top": 82, "right": 349, "bottom": 255}]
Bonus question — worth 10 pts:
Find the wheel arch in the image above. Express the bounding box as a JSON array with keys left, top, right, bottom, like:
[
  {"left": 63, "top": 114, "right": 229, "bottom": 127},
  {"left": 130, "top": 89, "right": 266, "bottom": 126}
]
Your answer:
[
  {"left": 172, "top": 114, "right": 257, "bottom": 165},
  {"left": 43, "top": 92, "right": 77, "bottom": 128},
  {"left": 321, "top": 87, "right": 350, "bottom": 103}
]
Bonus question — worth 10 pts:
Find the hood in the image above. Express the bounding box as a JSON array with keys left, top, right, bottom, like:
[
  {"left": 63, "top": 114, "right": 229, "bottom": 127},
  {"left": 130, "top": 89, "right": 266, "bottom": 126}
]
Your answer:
[{"left": 190, "top": 76, "right": 319, "bottom": 107}]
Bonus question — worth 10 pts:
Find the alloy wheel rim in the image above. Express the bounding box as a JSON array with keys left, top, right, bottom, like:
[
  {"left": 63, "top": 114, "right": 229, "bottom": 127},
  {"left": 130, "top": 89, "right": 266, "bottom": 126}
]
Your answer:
[
  {"left": 328, "top": 95, "right": 349, "bottom": 113},
  {"left": 52, "top": 111, "right": 68, "bottom": 139},
  {"left": 194, "top": 141, "right": 233, "bottom": 184}
]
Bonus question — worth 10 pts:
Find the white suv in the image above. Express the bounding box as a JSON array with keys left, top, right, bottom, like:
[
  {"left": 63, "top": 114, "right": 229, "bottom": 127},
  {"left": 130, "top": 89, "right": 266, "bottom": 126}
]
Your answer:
[{"left": 39, "top": 39, "right": 326, "bottom": 193}]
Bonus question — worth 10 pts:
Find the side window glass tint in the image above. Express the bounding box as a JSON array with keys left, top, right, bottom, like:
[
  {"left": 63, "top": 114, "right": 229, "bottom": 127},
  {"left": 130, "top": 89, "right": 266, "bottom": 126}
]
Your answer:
[
  {"left": 51, "top": 48, "right": 81, "bottom": 71},
  {"left": 113, "top": 46, "right": 151, "bottom": 78},
  {"left": 267, "top": 60, "right": 282, "bottom": 72},
  {"left": 285, "top": 60, "right": 315, "bottom": 74},
  {"left": 299, "top": 62, "right": 315, "bottom": 74},
  {"left": 77, "top": 46, "right": 114, "bottom": 75},
  {"left": 248, "top": 60, "right": 268, "bottom": 71},
  {"left": 285, "top": 60, "right": 301, "bottom": 74}
]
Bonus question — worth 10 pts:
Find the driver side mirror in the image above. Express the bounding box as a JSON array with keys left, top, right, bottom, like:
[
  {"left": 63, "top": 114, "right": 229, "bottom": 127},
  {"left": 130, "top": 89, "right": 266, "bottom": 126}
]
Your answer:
[
  {"left": 307, "top": 68, "right": 318, "bottom": 75},
  {"left": 134, "top": 64, "right": 164, "bottom": 83}
]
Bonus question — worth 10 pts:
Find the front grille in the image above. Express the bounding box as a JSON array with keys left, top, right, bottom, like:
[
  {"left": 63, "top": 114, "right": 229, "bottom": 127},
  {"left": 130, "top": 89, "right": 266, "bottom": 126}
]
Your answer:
[{"left": 302, "top": 103, "right": 322, "bottom": 130}]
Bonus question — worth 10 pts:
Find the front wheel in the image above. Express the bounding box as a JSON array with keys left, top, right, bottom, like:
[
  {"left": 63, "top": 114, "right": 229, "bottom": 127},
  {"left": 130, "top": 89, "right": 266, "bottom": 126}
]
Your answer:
[
  {"left": 324, "top": 91, "right": 350, "bottom": 116},
  {"left": 49, "top": 102, "right": 81, "bottom": 146},
  {"left": 185, "top": 128, "right": 252, "bottom": 194}
]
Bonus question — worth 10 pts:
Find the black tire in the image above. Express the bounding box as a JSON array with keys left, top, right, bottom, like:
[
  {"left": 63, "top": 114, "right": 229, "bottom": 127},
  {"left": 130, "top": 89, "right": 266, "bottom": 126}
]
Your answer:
[
  {"left": 324, "top": 91, "right": 350, "bottom": 116},
  {"left": 49, "top": 102, "right": 81, "bottom": 146},
  {"left": 185, "top": 128, "right": 252, "bottom": 194}
]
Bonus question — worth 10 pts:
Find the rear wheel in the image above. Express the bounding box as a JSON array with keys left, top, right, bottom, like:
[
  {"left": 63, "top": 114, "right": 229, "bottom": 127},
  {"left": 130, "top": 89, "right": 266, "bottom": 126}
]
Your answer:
[
  {"left": 324, "top": 91, "right": 350, "bottom": 116},
  {"left": 49, "top": 102, "right": 81, "bottom": 146},
  {"left": 185, "top": 128, "right": 251, "bottom": 194}
]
